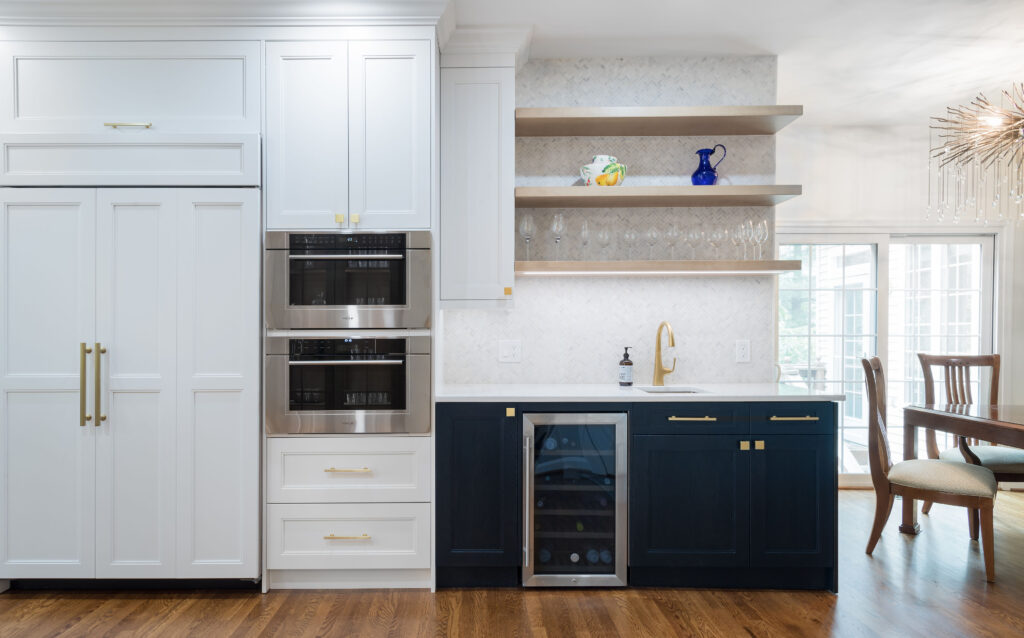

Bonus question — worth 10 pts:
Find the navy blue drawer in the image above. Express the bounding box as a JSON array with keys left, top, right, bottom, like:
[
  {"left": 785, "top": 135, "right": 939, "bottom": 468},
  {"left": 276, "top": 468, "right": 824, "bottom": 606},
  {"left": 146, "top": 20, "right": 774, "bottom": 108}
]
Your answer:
[
  {"left": 633, "top": 402, "right": 749, "bottom": 435},
  {"left": 749, "top": 402, "right": 836, "bottom": 435}
]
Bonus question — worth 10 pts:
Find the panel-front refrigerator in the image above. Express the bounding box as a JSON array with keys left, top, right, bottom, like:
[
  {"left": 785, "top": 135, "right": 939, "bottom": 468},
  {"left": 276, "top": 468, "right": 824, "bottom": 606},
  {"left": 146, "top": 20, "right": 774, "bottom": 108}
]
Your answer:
[{"left": 523, "top": 412, "right": 628, "bottom": 587}]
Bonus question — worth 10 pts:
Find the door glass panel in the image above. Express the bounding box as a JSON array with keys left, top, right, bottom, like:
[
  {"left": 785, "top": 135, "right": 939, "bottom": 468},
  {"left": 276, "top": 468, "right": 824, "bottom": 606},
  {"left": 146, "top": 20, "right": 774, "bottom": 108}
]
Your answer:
[
  {"left": 287, "top": 339, "right": 406, "bottom": 411},
  {"left": 532, "top": 424, "right": 616, "bottom": 575},
  {"left": 288, "top": 233, "right": 407, "bottom": 306}
]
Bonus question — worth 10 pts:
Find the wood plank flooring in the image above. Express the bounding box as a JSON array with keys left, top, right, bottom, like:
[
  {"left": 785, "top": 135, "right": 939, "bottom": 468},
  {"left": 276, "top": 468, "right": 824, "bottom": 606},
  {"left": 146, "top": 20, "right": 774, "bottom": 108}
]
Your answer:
[{"left": 3, "top": 491, "right": 1024, "bottom": 637}]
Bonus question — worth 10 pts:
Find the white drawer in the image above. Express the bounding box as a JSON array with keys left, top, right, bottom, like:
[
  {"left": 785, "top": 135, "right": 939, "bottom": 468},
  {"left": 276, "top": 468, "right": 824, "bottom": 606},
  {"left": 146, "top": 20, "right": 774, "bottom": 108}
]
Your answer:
[
  {"left": 0, "top": 41, "right": 260, "bottom": 135},
  {"left": 267, "top": 437, "right": 431, "bottom": 503},
  {"left": 0, "top": 133, "right": 260, "bottom": 186},
  {"left": 267, "top": 503, "right": 430, "bottom": 570}
]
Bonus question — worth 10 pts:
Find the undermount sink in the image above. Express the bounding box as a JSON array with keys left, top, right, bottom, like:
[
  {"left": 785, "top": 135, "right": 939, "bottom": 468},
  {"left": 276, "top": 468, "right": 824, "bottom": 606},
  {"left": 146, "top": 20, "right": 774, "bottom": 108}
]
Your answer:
[{"left": 636, "top": 386, "right": 708, "bottom": 394}]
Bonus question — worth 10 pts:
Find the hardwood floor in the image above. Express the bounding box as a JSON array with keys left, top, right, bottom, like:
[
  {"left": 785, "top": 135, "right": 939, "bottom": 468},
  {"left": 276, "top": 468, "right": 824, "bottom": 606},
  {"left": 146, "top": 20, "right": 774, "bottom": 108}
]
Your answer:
[{"left": 3, "top": 491, "right": 1024, "bottom": 637}]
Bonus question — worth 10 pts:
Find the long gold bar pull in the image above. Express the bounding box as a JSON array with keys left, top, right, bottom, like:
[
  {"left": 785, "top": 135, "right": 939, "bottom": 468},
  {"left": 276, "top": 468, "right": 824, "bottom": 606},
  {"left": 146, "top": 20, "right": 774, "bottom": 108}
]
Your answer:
[
  {"left": 323, "top": 533, "right": 371, "bottom": 540},
  {"left": 769, "top": 415, "right": 820, "bottom": 422},
  {"left": 80, "top": 343, "right": 92, "bottom": 426},
  {"left": 668, "top": 416, "right": 717, "bottom": 422},
  {"left": 324, "top": 467, "right": 372, "bottom": 473},
  {"left": 94, "top": 342, "right": 107, "bottom": 425}
]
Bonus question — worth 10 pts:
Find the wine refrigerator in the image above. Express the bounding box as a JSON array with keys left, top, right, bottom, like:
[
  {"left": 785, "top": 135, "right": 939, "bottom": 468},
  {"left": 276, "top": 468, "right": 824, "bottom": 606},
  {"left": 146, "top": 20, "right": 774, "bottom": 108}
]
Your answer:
[{"left": 522, "top": 412, "right": 628, "bottom": 587}]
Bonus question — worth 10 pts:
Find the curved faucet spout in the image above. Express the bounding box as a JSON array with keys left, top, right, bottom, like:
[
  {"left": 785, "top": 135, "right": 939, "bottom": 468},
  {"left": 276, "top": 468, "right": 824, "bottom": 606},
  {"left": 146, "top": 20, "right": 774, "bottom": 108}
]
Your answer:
[{"left": 653, "top": 320, "right": 677, "bottom": 386}]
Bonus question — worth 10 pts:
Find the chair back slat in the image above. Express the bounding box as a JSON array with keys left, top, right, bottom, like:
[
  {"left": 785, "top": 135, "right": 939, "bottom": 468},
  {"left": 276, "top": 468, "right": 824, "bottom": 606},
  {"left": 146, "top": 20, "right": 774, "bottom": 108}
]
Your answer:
[
  {"left": 862, "top": 357, "right": 893, "bottom": 493},
  {"left": 918, "top": 353, "right": 1000, "bottom": 406}
]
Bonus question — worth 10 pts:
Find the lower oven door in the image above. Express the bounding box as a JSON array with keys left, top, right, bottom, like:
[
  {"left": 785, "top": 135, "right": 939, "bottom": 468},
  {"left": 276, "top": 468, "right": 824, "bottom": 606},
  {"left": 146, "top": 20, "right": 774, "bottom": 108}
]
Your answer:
[{"left": 265, "top": 352, "right": 430, "bottom": 435}]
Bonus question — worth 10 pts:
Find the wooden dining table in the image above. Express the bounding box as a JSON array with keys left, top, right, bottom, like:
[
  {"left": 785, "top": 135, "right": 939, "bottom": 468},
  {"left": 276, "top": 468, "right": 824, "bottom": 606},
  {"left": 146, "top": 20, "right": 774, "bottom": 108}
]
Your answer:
[{"left": 900, "top": 404, "right": 1024, "bottom": 534}]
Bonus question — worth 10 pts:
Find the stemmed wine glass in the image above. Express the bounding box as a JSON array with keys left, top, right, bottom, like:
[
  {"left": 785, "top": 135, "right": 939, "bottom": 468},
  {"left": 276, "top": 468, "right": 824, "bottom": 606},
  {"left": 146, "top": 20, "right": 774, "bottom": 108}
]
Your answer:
[
  {"left": 708, "top": 225, "right": 724, "bottom": 259},
  {"left": 684, "top": 227, "right": 701, "bottom": 259},
  {"left": 580, "top": 220, "right": 591, "bottom": 259},
  {"left": 596, "top": 225, "right": 611, "bottom": 259},
  {"left": 518, "top": 214, "right": 537, "bottom": 260},
  {"left": 731, "top": 225, "right": 744, "bottom": 259},
  {"left": 623, "top": 228, "right": 638, "bottom": 260},
  {"left": 735, "top": 222, "right": 749, "bottom": 259},
  {"left": 754, "top": 219, "right": 770, "bottom": 259},
  {"left": 645, "top": 226, "right": 660, "bottom": 260},
  {"left": 551, "top": 213, "right": 566, "bottom": 260},
  {"left": 665, "top": 224, "right": 680, "bottom": 259}
]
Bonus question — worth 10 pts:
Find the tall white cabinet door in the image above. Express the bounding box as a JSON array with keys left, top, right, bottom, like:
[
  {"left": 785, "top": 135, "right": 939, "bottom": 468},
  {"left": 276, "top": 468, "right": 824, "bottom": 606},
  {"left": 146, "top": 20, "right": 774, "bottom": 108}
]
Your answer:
[
  {"left": 94, "top": 190, "right": 177, "bottom": 578},
  {"left": 0, "top": 189, "right": 97, "bottom": 578},
  {"left": 440, "top": 67, "right": 515, "bottom": 304},
  {"left": 349, "top": 40, "right": 431, "bottom": 229},
  {"left": 175, "top": 189, "right": 259, "bottom": 578},
  {"left": 265, "top": 42, "right": 349, "bottom": 230}
]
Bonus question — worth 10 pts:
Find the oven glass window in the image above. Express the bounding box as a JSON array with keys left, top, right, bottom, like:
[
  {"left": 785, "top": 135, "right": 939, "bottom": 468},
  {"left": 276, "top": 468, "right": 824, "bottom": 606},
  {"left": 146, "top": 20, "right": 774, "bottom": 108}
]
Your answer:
[
  {"left": 288, "top": 339, "right": 407, "bottom": 411},
  {"left": 288, "top": 234, "right": 407, "bottom": 306}
]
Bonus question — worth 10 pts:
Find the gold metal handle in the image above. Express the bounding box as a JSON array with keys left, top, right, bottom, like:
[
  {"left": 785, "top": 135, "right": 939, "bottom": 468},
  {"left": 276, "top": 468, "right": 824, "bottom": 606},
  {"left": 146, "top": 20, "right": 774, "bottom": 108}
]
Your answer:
[
  {"left": 503, "top": 287, "right": 512, "bottom": 296},
  {"left": 351, "top": 213, "right": 360, "bottom": 224},
  {"left": 323, "top": 533, "right": 371, "bottom": 540},
  {"left": 769, "top": 415, "right": 820, "bottom": 422},
  {"left": 739, "top": 441, "right": 751, "bottom": 451},
  {"left": 334, "top": 213, "right": 346, "bottom": 224},
  {"left": 506, "top": 407, "right": 516, "bottom": 417},
  {"left": 104, "top": 122, "right": 152, "bottom": 129},
  {"left": 754, "top": 440, "right": 765, "bottom": 450},
  {"left": 94, "top": 343, "right": 106, "bottom": 425},
  {"left": 324, "top": 467, "right": 371, "bottom": 473},
  {"left": 80, "top": 343, "right": 92, "bottom": 426},
  {"left": 668, "top": 416, "right": 717, "bottom": 422}
]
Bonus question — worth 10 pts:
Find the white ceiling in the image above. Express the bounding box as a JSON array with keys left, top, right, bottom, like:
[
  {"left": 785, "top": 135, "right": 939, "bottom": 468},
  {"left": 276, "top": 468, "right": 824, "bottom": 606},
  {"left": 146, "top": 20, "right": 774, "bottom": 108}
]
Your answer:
[{"left": 1, "top": 0, "right": 1022, "bottom": 125}]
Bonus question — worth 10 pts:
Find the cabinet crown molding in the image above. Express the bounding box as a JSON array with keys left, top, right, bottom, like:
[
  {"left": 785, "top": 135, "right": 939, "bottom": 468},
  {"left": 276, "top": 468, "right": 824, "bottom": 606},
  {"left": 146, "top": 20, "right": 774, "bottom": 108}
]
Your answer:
[{"left": 441, "top": 26, "right": 532, "bottom": 70}]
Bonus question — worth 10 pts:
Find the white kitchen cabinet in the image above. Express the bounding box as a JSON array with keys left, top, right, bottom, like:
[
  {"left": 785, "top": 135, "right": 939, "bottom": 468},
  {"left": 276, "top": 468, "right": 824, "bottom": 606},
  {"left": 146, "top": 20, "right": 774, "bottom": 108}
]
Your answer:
[
  {"left": 0, "top": 187, "right": 259, "bottom": 580},
  {"left": 0, "top": 189, "right": 97, "bottom": 578},
  {"left": 439, "top": 67, "right": 515, "bottom": 305},
  {"left": 265, "top": 42, "right": 349, "bottom": 229},
  {"left": 265, "top": 39, "right": 432, "bottom": 230}
]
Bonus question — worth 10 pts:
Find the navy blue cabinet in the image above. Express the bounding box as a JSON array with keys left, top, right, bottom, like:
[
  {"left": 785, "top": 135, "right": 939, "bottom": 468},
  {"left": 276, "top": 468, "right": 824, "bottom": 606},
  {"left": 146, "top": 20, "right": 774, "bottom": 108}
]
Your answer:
[{"left": 436, "top": 403, "right": 521, "bottom": 586}]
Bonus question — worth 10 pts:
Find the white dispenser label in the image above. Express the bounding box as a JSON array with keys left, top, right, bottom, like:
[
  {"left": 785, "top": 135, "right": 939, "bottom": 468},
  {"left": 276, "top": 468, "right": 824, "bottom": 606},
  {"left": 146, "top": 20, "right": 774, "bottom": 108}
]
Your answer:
[{"left": 618, "top": 365, "right": 633, "bottom": 384}]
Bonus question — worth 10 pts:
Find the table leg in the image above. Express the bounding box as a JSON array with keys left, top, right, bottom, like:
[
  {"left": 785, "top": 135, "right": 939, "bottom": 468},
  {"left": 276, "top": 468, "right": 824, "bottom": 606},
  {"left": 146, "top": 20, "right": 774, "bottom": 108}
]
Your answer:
[{"left": 900, "top": 419, "right": 921, "bottom": 535}]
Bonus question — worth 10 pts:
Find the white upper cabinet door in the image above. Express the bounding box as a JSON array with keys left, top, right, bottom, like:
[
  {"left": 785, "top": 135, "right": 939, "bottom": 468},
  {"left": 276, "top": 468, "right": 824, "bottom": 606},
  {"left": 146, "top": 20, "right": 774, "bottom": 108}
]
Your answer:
[
  {"left": 0, "top": 41, "right": 260, "bottom": 134},
  {"left": 440, "top": 67, "right": 515, "bottom": 304},
  {"left": 265, "top": 42, "right": 349, "bottom": 229},
  {"left": 348, "top": 40, "right": 432, "bottom": 229},
  {"left": 175, "top": 189, "right": 260, "bottom": 578},
  {"left": 0, "top": 189, "right": 97, "bottom": 578},
  {"left": 94, "top": 190, "right": 177, "bottom": 578}
]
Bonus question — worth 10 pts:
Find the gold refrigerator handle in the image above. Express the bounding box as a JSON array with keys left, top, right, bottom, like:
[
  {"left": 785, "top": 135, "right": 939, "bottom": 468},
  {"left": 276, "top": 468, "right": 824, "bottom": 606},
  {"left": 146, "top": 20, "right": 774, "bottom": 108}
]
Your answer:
[
  {"left": 80, "top": 343, "right": 93, "bottom": 426},
  {"left": 94, "top": 343, "right": 107, "bottom": 425}
]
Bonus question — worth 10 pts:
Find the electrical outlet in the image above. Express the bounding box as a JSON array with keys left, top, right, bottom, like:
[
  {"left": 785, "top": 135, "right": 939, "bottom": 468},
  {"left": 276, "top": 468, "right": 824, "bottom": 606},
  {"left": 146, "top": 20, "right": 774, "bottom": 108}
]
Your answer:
[
  {"left": 735, "top": 339, "right": 751, "bottom": 363},
  {"left": 498, "top": 339, "right": 522, "bottom": 363}
]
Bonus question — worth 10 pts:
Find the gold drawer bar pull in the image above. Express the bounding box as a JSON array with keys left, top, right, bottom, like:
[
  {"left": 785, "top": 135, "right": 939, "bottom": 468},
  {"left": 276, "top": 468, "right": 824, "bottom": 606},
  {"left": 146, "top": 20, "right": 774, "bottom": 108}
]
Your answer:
[
  {"left": 668, "top": 416, "right": 717, "bottom": 422},
  {"left": 769, "top": 415, "right": 820, "bottom": 422},
  {"left": 104, "top": 122, "right": 152, "bottom": 129},
  {"left": 80, "top": 343, "right": 92, "bottom": 426},
  {"left": 324, "top": 533, "right": 371, "bottom": 540},
  {"left": 324, "top": 467, "right": 371, "bottom": 473},
  {"left": 94, "top": 343, "right": 107, "bottom": 425}
]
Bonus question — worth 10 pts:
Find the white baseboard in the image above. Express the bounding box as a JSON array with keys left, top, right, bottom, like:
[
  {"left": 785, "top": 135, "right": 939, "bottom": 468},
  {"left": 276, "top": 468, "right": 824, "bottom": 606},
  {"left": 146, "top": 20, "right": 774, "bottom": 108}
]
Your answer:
[
  {"left": 0, "top": 580, "right": 9, "bottom": 594},
  {"left": 266, "top": 569, "right": 431, "bottom": 590},
  {"left": 838, "top": 473, "right": 873, "bottom": 489}
]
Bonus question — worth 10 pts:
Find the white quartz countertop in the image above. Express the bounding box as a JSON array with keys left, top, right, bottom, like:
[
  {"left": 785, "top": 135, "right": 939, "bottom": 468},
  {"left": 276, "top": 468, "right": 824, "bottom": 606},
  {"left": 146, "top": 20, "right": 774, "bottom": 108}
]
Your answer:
[{"left": 435, "top": 383, "right": 845, "bottom": 403}]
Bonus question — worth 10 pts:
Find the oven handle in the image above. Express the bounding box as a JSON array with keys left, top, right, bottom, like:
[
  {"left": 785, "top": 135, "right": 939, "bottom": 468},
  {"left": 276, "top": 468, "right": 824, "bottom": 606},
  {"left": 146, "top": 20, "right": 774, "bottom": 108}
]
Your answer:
[
  {"left": 287, "top": 359, "right": 404, "bottom": 366},
  {"left": 287, "top": 254, "right": 405, "bottom": 260}
]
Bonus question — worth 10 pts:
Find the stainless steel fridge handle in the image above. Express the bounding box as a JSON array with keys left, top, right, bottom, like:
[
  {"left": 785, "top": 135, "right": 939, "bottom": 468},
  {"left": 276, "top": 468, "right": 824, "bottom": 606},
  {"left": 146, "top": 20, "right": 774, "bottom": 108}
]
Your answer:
[
  {"left": 287, "top": 254, "right": 404, "bottom": 260},
  {"left": 523, "top": 433, "right": 532, "bottom": 568}
]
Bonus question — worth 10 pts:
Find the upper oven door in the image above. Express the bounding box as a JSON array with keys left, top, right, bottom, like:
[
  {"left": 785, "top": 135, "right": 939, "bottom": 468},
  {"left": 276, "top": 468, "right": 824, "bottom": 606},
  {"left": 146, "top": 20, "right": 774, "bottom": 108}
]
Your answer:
[{"left": 265, "top": 231, "right": 431, "bottom": 330}]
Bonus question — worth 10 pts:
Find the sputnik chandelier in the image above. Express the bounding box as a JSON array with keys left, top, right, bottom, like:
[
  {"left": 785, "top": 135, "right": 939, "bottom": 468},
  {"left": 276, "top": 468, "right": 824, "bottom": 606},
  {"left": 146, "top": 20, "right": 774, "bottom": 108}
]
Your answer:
[{"left": 929, "top": 83, "right": 1024, "bottom": 224}]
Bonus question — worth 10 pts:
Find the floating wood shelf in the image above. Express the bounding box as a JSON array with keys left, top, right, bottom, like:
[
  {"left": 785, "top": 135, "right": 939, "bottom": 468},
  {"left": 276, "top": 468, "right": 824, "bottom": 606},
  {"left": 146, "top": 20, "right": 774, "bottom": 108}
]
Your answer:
[
  {"left": 515, "top": 260, "right": 802, "bottom": 276},
  {"left": 514, "top": 185, "right": 801, "bottom": 208},
  {"left": 515, "top": 105, "right": 803, "bottom": 137}
]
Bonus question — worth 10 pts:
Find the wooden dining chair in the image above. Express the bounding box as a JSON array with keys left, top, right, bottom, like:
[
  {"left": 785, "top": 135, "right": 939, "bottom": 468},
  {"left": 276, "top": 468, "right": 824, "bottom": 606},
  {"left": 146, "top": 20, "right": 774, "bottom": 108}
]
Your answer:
[
  {"left": 918, "top": 354, "right": 1024, "bottom": 517},
  {"left": 862, "top": 357, "right": 997, "bottom": 582}
]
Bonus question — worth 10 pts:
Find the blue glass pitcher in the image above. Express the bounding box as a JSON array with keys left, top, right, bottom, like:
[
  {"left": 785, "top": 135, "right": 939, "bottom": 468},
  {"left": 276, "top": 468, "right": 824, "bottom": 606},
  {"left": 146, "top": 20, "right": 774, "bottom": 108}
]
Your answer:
[{"left": 691, "top": 144, "right": 727, "bottom": 185}]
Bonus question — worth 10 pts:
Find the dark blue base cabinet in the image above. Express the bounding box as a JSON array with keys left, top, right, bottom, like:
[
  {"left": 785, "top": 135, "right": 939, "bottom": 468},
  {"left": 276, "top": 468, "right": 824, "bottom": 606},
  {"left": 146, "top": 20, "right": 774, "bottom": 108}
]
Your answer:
[{"left": 436, "top": 401, "right": 838, "bottom": 591}]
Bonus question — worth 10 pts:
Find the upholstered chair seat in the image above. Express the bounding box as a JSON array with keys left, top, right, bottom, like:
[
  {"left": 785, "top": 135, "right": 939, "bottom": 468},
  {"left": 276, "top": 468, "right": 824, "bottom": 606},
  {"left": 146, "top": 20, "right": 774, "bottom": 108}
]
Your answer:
[
  {"left": 888, "top": 459, "right": 997, "bottom": 498},
  {"left": 938, "top": 445, "right": 1024, "bottom": 474}
]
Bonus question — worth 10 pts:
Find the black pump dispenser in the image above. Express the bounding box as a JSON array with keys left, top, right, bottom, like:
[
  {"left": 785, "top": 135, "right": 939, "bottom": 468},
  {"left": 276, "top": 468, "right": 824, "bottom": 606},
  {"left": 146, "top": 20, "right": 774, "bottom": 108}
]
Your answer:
[{"left": 618, "top": 347, "right": 634, "bottom": 387}]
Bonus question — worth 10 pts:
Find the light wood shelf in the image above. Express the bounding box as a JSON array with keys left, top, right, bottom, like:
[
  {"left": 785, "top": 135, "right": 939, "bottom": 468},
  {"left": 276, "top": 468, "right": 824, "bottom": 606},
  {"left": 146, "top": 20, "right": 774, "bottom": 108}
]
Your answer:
[
  {"left": 514, "top": 185, "right": 801, "bottom": 208},
  {"left": 515, "top": 105, "right": 803, "bottom": 137},
  {"left": 514, "top": 260, "right": 802, "bottom": 276}
]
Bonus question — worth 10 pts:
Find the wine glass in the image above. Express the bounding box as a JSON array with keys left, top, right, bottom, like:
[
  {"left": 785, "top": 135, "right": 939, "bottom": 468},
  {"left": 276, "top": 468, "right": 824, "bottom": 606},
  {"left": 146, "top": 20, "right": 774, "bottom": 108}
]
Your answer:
[
  {"left": 645, "top": 226, "right": 660, "bottom": 260},
  {"left": 550, "top": 213, "right": 566, "bottom": 260},
  {"left": 735, "top": 222, "right": 749, "bottom": 259},
  {"left": 665, "top": 224, "right": 681, "bottom": 259},
  {"left": 684, "top": 227, "right": 701, "bottom": 259},
  {"left": 708, "top": 225, "right": 724, "bottom": 259},
  {"left": 596, "top": 225, "right": 612, "bottom": 259},
  {"left": 743, "top": 220, "right": 756, "bottom": 258},
  {"left": 754, "top": 219, "right": 770, "bottom": 259},
  {"left": 518, "top": 214, "right": 537, "bottom": 260},
  {"left": 731, "top": 225, "right": 744, "bottom": 259},
  {"left": 580, "top": 220, "right": 591, "bottom": 259},
  {"left": 623, "top": 228, "right": 638, "bottom": 259}
]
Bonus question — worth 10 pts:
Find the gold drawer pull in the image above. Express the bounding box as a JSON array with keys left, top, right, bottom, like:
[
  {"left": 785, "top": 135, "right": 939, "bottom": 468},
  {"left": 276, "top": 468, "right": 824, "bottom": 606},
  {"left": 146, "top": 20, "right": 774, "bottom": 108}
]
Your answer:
[
  {"left": 324, "top": 467, "right": 371, "bottom": 473},
  {"left": 80, "top": 343, "right": 92, "bottom": 426},
  {"left": 668, "top": 416, "right": 717, "bottom": 422},
  {"left": 739, "top": 441, "right": 751, "bottom": 451},
  {"left": 324, "top": 533, "right": 371, "bottom": 540},
  {"left": 769, "top": 415, "right": 820, "bottom": 422},
  {"left": 754, "top": 440, "right": 765, "bottom": 450},
  {"left": 104, "top": 122, "right": 152, "bottom": 129}
]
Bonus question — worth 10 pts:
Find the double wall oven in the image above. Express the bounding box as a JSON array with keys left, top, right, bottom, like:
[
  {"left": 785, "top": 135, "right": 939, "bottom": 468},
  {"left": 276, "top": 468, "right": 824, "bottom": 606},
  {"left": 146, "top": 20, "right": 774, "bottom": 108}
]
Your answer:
[{"left": 264, "top": 231, "right": 431, "bottom": 435}]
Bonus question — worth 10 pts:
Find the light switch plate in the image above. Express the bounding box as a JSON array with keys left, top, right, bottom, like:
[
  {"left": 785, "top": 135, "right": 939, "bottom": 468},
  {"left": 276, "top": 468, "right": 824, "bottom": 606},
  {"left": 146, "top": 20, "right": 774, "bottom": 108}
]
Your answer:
[
  {"left": 735, "top": 339, "right": 751, "bottom": 363},
  {"left": 498, "top": 339, "right": 522, "bottom": 363}
]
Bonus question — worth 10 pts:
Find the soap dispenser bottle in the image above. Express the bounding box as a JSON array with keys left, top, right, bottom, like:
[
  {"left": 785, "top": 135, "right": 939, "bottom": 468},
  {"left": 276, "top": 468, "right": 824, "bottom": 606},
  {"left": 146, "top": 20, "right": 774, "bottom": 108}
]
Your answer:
[{"left": 618, "top": 347, "right": 634, "bottom": 387}]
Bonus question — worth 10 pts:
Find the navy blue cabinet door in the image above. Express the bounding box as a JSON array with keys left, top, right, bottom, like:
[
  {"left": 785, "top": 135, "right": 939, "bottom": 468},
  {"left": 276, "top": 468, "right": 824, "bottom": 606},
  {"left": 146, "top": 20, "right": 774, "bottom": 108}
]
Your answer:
[
  {"left": 630, "top": 434, "right": 750, "bottom": 567},
  {"left": 749, "top": 434, "right": 836, "bottom": 567},
  {"left": 436, "top": 403, "right": 521, "bottom": 566}
]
